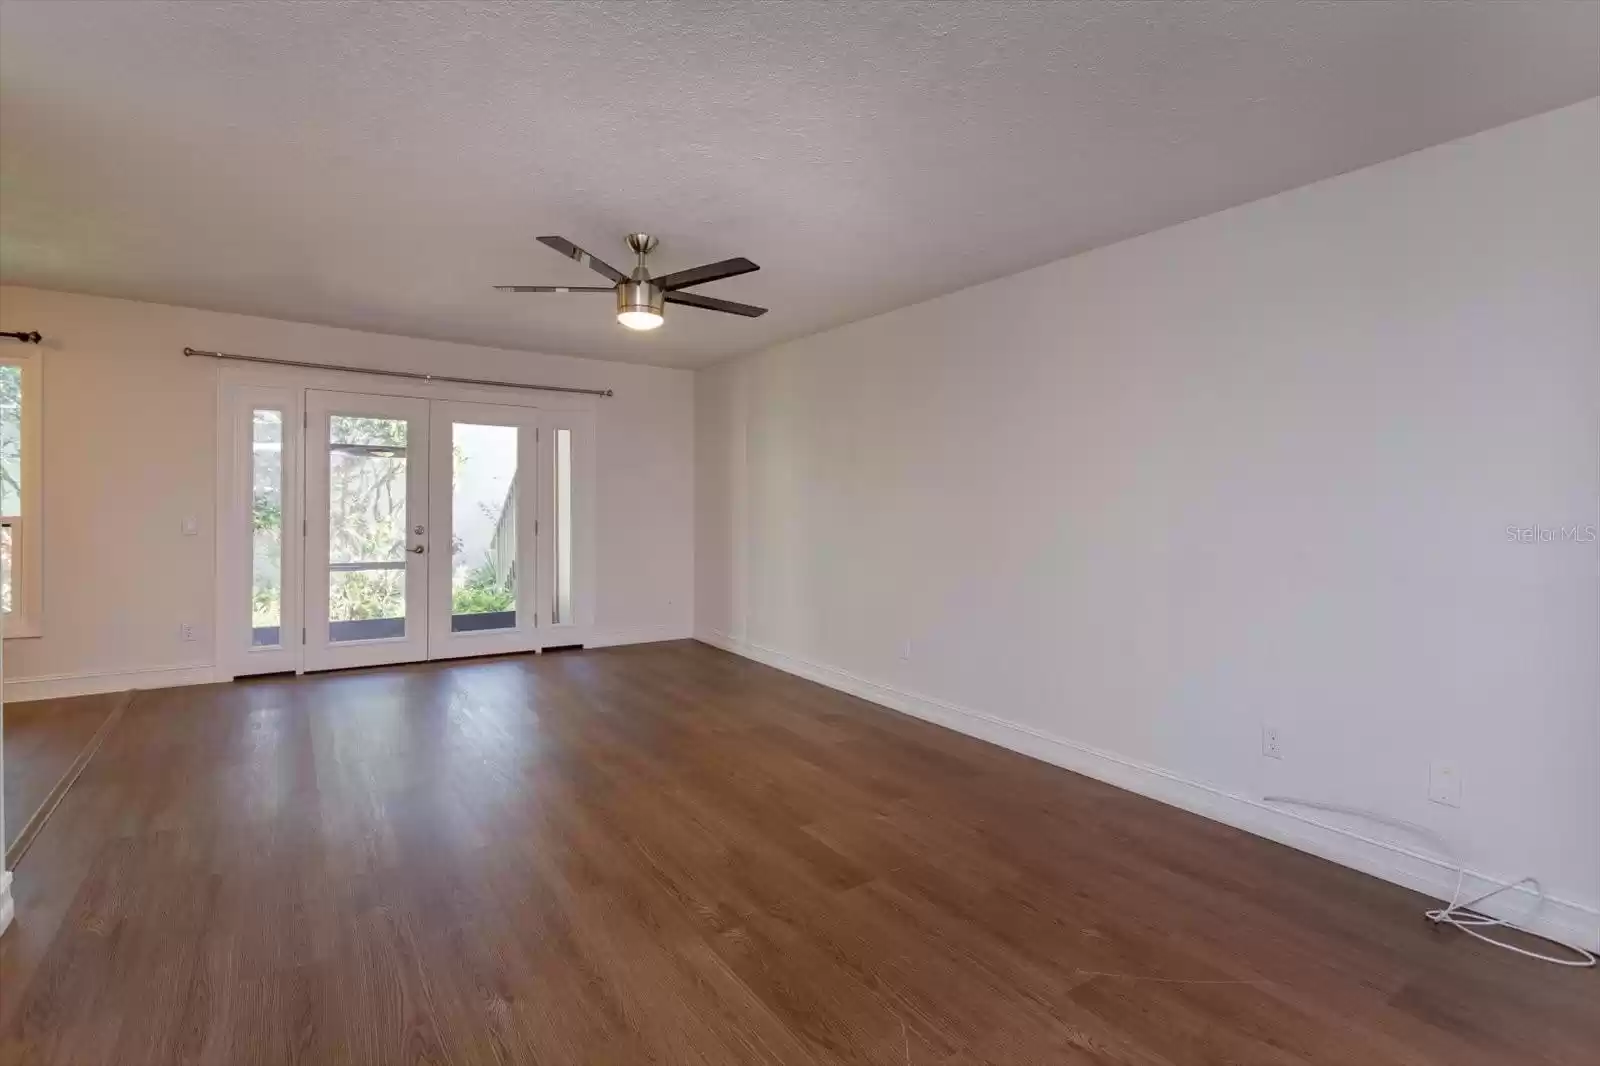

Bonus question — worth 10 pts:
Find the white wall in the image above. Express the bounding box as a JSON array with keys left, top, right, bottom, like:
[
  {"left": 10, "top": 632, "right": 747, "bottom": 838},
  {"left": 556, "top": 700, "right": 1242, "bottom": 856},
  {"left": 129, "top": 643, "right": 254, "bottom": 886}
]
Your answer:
[
  {"left": 0, "top": 625, "right": 10, "bottom": 935},
  {"left": 0, "top": 286, "right": 695, "bottom": 690},
  {"left": 696, "top": 100, "right": 1600, "bottom": 943}
]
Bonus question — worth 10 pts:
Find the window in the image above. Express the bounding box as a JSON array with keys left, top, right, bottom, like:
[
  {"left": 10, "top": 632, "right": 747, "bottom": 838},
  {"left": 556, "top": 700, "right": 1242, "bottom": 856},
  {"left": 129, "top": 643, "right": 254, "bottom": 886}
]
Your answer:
[
  {"left": 450, "top": 422, "right": 519, "bottom": 633},
  {"left": 0, "top": 350, "right": 41, "bottom": 636},
  {"left": 326, "top": 414, "right": 411, "bottom": 642},
  {"left": 251, "top": 408, "right": 284, "bottom": 647},
  {"left": 553, "top": 427, "right": 573, "bottom": 624}
]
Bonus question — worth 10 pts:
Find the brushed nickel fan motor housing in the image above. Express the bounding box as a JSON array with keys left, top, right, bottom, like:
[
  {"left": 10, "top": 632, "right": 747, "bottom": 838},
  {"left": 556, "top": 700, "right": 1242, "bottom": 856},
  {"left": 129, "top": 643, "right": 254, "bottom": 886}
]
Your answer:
[
  {"left": 617, "top": 279, "right": 665, "bottom": 319},
  {"left": 618, "top": 233, "right": 665, "bottom": 318}
]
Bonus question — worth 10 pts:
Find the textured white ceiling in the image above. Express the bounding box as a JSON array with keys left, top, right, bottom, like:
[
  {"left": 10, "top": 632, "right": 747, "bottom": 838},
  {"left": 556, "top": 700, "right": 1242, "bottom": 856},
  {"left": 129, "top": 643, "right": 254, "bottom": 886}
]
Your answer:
[{"left": 2, "top": 1, "right": 1596, "bottom": 368}]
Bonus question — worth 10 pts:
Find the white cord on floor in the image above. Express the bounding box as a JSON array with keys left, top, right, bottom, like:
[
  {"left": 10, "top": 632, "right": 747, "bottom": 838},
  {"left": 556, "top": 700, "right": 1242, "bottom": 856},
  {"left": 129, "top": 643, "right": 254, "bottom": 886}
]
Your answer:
[{"left": 1261, "top": 795, "right": 1596, "bottom": 968}]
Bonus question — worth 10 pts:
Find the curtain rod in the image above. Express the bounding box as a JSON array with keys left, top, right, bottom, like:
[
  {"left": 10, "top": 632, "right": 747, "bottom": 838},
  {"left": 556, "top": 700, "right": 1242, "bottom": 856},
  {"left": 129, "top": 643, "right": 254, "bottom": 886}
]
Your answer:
[{"left": 182, "top": 347, "right": 613, "bottom": 397}]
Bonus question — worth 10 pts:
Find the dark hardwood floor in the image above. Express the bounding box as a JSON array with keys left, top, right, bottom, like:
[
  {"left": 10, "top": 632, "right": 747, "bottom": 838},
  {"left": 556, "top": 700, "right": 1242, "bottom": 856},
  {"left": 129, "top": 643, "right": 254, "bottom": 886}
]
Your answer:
[
  {"left": 3, "top": 692, "right": 125, "bottom": 857},
  {"left": 0, "top": 640, "right": 1592, "bottom": 1064}
]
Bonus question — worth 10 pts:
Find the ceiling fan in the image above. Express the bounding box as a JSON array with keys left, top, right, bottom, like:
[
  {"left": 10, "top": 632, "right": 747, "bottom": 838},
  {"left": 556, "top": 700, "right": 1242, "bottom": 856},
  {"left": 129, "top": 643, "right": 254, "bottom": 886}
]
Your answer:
[{"left": 496, "top": 234, "right": 767, "bottom": 331}]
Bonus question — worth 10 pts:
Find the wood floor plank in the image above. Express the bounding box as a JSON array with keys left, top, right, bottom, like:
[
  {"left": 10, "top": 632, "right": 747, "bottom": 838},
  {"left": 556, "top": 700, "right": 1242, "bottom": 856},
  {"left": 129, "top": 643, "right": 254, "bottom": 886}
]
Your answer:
[
  {"left": 3, "top": 692, "right": 125, "bottom": 859},
  {"left": 1, "top": 640, "right": 1592, "bottom": 1064}
]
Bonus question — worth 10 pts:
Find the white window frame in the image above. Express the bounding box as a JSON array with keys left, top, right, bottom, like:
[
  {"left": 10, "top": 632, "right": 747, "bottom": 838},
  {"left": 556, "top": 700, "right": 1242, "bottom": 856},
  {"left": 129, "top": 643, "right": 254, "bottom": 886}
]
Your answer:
[{"left": 1, "top": 348, "right": 42, "bottom": 638}]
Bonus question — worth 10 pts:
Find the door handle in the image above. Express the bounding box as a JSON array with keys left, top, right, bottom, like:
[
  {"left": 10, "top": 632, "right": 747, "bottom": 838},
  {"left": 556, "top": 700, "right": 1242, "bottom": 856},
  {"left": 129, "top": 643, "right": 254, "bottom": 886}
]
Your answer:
[{"left": 408, "top": 545, "right": 425, "bottom": 554}]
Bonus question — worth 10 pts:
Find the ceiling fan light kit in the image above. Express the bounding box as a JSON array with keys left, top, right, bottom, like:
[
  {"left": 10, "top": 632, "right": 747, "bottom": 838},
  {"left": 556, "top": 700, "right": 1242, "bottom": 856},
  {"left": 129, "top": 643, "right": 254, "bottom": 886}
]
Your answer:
[
  {"left": 496, "top": 233, "right": 767, "bottom": 332},
  {"left": 617, "top": 233, "right": 666, "bottom": 330}
]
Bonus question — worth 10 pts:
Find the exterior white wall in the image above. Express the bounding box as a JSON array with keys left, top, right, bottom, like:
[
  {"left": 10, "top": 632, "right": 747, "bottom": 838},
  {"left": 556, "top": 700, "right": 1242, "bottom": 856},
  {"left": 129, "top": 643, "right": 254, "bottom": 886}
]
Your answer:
[
  {"left": 696, "top": 101, "right": 1600, "bottom": 942},
  {"left": 0, "top": 285, "right": 695, "bottom": 692}
]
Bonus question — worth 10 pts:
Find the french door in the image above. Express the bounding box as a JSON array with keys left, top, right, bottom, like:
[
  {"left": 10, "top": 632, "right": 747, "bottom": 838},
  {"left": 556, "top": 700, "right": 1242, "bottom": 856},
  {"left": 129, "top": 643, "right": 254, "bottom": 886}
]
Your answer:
[
  {"left": 304, "top": 391, "right": 431, "bottom": 670},
  {"left": 220, "top": 381, "right": 592, "bottom": 677}
]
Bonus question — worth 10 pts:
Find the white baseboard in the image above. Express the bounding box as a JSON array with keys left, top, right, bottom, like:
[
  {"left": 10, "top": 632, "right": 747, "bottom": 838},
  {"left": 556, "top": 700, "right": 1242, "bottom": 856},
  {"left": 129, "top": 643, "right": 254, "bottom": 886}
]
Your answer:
[
  {"left": 698, "top": 629, "right": 1600, "bottom": 954},
  {"left": 0, "top": 871, "right": 13, "bottom": 938},
  {"left": 2, "top": 633, "right": 693, "bottom": 700},
  {"left": 585, "top": 625, "right": 692, "bottom": 649},
  {"left": 4, "top": 663, "right": 219, "bottom": 703}
]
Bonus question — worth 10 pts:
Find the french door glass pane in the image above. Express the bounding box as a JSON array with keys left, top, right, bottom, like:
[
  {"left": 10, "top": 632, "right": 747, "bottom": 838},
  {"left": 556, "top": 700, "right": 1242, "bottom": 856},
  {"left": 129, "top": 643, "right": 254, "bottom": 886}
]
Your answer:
[
  {"left": 328, "top": 414, "right": 409, "bottom": 641},
  {"left": 451, "top": 423, "right": 518, "bottom": 633},
  {"left": 251, "top": 409, "right": 284, "bottom": 647},
  {"left": 329, "top": 568, "right": 405, "bottom": 641},
  {"left": 554, "top": 429, "right": 573, "bottom": 624}
]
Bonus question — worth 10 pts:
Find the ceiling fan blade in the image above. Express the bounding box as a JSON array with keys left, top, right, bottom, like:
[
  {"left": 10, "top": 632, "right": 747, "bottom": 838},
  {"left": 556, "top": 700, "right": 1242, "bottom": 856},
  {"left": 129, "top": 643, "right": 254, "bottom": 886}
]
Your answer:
[
  {"left": 493, "top": 285, "right": 614, "bottom": 293},
  {"left": 664, "top": 290, "right": 768, "bottom": 318},
  {"left": 653, "top": 257, "right": 760, "bottom": 291},
  {"left": 536, "top": 236, "right": 628, "bottom": 284}
]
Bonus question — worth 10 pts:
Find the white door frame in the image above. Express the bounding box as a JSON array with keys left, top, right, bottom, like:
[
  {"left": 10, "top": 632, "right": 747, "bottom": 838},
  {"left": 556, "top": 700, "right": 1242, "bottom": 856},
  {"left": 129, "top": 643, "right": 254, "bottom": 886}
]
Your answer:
[{"left": 215, "top": 362, "right": 597, "bottom": 678}]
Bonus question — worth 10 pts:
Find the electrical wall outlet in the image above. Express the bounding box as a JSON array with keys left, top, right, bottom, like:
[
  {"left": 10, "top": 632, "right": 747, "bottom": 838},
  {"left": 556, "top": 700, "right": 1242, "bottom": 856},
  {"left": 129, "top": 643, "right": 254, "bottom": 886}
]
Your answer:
[
  {"left": 1429, "top": 760, "right": 1462, "bottom": 807},
  {"left": 180, "top": 622, "right": 197, "bottom": 642},
  {"left": 1261, "top": 724, "right": 1282, "bottom": 760}
]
